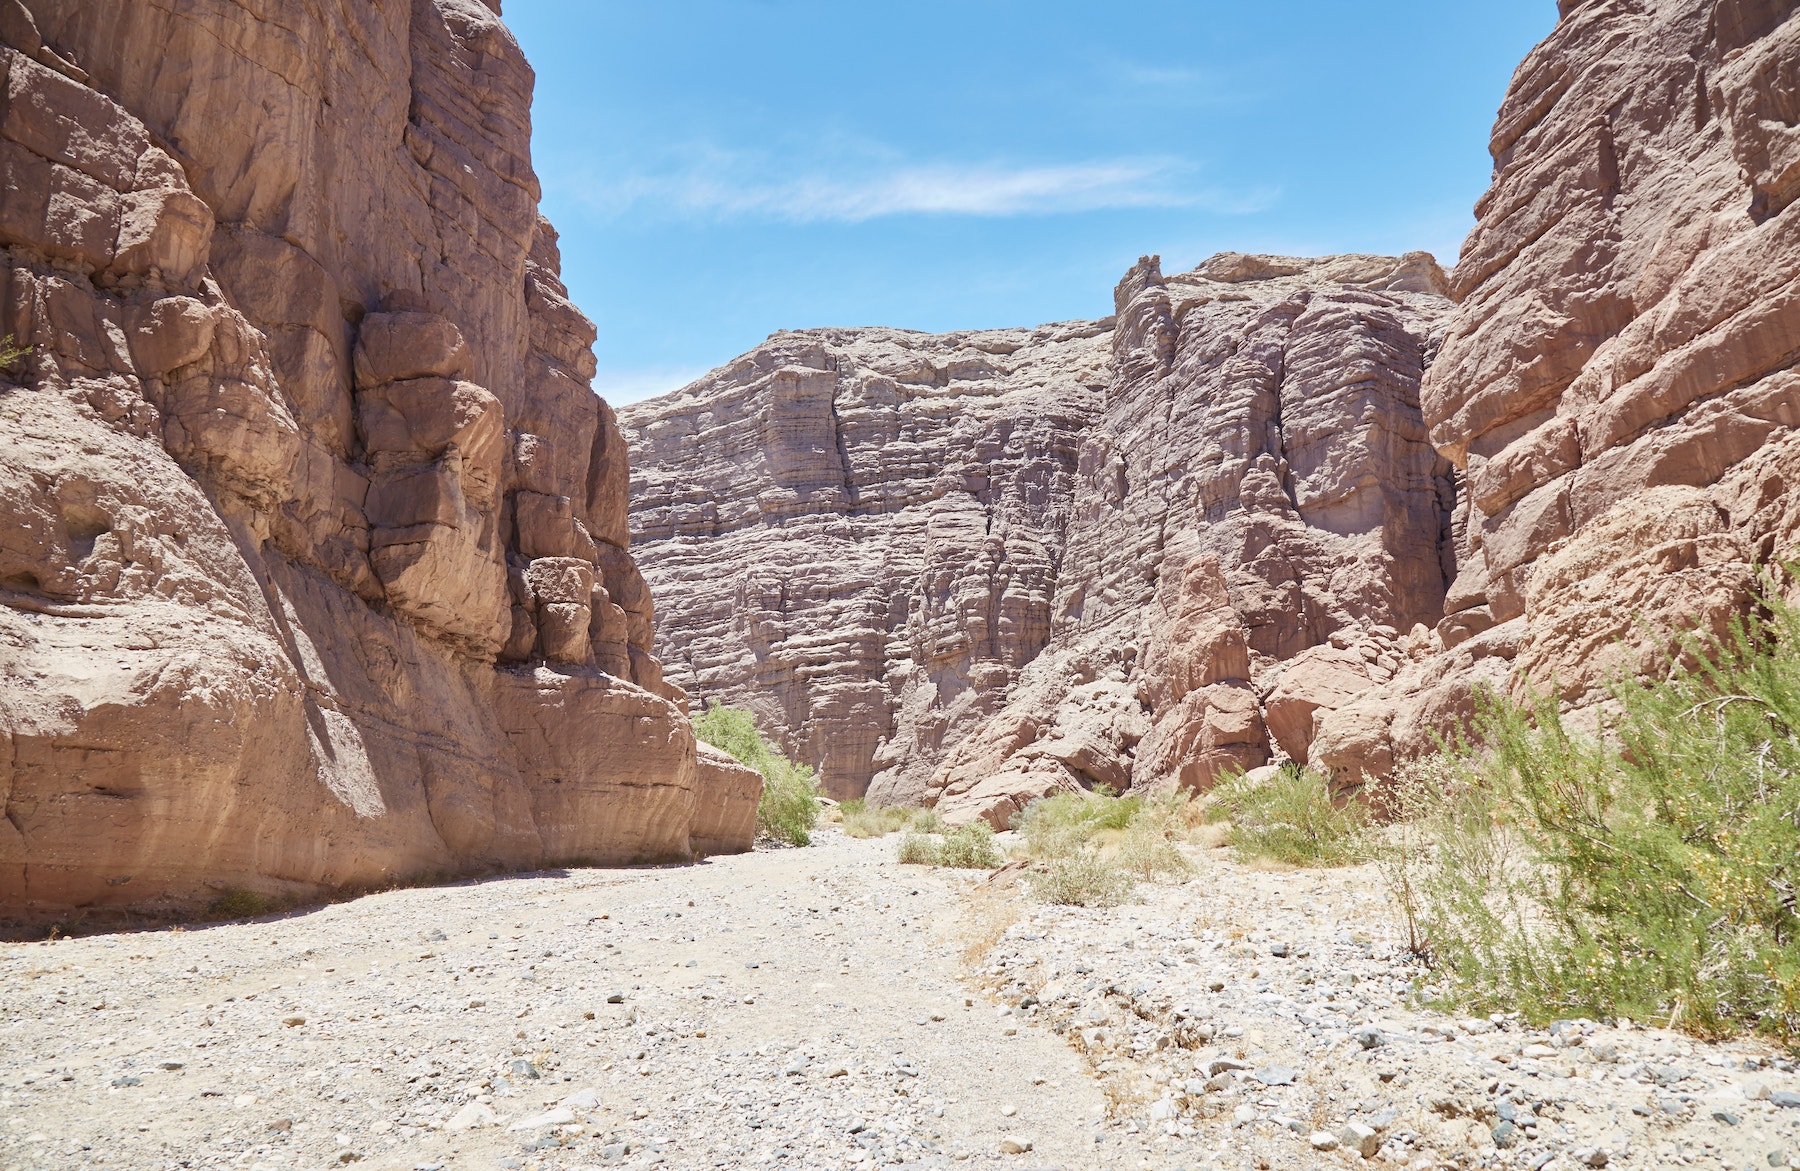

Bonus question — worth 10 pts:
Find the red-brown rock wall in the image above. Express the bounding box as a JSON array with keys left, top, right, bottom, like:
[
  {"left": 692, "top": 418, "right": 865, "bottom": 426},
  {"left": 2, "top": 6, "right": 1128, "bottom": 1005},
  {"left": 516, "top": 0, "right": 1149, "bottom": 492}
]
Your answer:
[
  {"left": 1315, "top": 0, "right": 1800, "bottom": 784},
  {"left": 622, "top": 325, "right": 1111, "bottom": 800}
]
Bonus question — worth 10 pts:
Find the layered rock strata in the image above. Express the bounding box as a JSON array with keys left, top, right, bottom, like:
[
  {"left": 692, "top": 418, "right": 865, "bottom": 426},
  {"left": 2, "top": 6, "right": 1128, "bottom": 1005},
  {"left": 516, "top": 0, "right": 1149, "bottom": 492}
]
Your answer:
[
  {"left": 623, "top": 324, "right": 1113, "bottom": 800},
  {"left": 626, "top": 254, "right": 1458, "bottom": 819},
  {"left": 1314, "top": 0, "right": 1800, "bottom": 783},
  {"left": 0, "top": 0, "right": 744, "bottom": 921},
  {"left": 924, "top": 254, "right": 1457, "bottom": 824}
]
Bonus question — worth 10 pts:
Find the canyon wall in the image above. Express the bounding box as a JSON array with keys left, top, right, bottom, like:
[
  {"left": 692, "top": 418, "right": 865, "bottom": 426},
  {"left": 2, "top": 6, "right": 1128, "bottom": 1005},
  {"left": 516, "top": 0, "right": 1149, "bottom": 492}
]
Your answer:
[
  {"left": 0, "top": 0, "right": 747, "bottom": 922},
  {"left": 622, "top": 323, "right": 1113, "bottom": 800},
  {"left": 1313, "top": 0, "right": 1800, "bottom": 783},
  {"left": 924, "top": 253, "right": 1456, "bottom": 824},
  {"left": 625, "top": 254, "right": 1457, "bottom": 818},
  {"left": 631, "top": 0, "right": 1800, "bottom": 819}
]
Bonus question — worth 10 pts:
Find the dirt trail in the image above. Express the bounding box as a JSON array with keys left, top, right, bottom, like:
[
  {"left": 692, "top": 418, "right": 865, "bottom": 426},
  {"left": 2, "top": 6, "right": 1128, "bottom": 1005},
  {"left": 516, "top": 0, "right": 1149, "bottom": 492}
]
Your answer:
[{"left": 0, "top": 833, "right": 1102, "bottom": 1171}]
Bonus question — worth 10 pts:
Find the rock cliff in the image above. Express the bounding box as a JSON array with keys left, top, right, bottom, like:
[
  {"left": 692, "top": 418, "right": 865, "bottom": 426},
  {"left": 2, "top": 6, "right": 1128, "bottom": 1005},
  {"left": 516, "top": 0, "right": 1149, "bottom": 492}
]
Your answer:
[
  {"left": 625, "top": 254, "right": 1457, "bottom": 818},
  {"left": 622, "top": 323, "right": 1113, "bottom": 800},
  {"left": 1313, "top": 0, "right": 1800, "bottom": 784},
  {"left": 630, "top": 0, "right": 1800, "bottom": 818},
  {"left": 0, "top": 0, "right": 749, "bottom": 922}
]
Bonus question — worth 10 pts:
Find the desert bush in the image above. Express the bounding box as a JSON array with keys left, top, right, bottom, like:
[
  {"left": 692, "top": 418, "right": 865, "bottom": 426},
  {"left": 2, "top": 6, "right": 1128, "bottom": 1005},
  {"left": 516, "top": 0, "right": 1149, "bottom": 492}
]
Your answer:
[
  {"left": 1117, "top": 800, "right": 1196, "bottom": 882},
  {"left": 1212, "top": 763, "right": 1368, "bottom": 866},
  {"left": 693, "top": 703, "right": 821, "bottom": 847},
  {"left": 896, "top": 830, "right": 939, "bottom": 865},
  {"left": 1392, "top": 595, "right": 1800, "bottom": 1046},
  {"left": 0, "top": 334, "right": 29, "bottom": 375},
  {"left": 1031, "top": 852, "right": 1135, "bottom": 907},
  {"left": 1011, "top": 785, "right": 1197, "bottom": 903},
  {"left": 938, "top": 820, "right": 1002, "bottom": 869},
  {"left": 841, "top": 800, "right": 940, "bottom": 839},
  {"left": 895, "top": 820, "right": 1001, "bottom": 869},
  {"left": 207, "top": 888, "right": 281, "bottom": 920},
  {"left": 1012, "top": 786, "right": 1141, "bottom": 860}
]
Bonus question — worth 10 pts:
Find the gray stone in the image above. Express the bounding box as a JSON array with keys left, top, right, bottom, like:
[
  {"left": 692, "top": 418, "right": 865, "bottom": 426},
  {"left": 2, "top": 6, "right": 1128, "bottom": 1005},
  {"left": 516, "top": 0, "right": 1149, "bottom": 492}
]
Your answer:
[
  {"left": 1252, "top": 1065, "right": 1297, "bottom": 1087},
  {"left": 1339, "top": 1121, "right": 1380, "bottom": 1159}
]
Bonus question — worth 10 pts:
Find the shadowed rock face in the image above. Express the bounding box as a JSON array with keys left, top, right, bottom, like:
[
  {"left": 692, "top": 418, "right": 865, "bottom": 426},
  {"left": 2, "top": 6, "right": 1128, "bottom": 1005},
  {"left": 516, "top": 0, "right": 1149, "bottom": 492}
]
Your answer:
[
  {"left": 1314, "top": 0, "right": 1800, "bottom": 785},
  {"left": 626, "top": 255, "right": 1458, "bottom": 819},
  {"left": 0, "top": 0, "right": 748, "bottom": 922}
]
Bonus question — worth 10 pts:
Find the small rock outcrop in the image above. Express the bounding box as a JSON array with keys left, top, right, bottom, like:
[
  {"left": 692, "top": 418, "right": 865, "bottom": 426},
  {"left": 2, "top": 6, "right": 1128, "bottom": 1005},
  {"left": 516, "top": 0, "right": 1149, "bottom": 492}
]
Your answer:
[
  {"left": 0, "top": 0, "right": 740, "bottom": 921},
  {"left": 1314, "top": 0, "right": 1800, "bottom": 784},
  {"left": 625, "top": 255, "right": 1457, "bottom": 818}
]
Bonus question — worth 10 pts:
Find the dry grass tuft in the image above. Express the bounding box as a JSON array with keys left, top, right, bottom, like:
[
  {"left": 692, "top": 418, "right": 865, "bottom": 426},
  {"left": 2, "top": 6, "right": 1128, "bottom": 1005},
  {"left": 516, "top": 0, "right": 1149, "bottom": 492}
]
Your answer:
[{"left": 955, "top": 885, "right": 1021, "bottom": 968}]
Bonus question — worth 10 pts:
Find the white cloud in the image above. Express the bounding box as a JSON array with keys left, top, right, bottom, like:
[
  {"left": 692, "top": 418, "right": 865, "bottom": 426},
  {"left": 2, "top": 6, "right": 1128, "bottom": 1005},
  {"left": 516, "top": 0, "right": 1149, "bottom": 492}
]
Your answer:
[{"left": 564, "top": 150, "right": 1276, "bottom": 224}]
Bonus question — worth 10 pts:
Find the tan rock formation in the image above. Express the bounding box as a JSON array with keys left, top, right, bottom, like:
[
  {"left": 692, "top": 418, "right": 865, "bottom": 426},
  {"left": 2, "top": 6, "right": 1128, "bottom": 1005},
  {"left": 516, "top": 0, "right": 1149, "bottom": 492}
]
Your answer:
[
  {"left": 627, "top": 255, "right": 1456, "bottom": 821},
  {"left": 1315, "top": 0, "right": 1800, "bottom": 784},
  {"left": 690, "top": 743, "right": 763, "bottom": 857},
  {"left": 0, "top": 0, "right": 710, "bottom": 921}
]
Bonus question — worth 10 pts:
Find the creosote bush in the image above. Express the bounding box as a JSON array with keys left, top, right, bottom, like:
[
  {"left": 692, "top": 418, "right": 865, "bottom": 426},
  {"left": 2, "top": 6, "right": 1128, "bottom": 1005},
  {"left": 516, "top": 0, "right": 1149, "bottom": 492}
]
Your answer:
[
  {"left": 1211, "top": 763, "right": 1368, "bottom": 867},
  {"left": 693, "top": 703, "right": 821, "bottom": 847},
  {"left": 1382, "top": 591, "right": 1800, "bottom": 1048},
  {"left": 895, "top": 819, "right": 1001, "bottom": 870}
]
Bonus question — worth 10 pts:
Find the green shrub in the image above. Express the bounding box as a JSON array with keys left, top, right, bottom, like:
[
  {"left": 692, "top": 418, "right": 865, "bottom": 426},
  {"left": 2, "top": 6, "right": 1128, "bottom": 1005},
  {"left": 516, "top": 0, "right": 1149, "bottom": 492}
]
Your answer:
[
  {"left": 1012, "top": 786, "right": 1141, "bottom": 860},
  {"left": 896, "top": 830, "right": 940, "bottom": 865},
  {"left": 0, "top": 334, "right": 29, "bottom": 375},
  {"left": 895, "top": 820, "right": 1001, "bottom": 869},
  {"left": 694, "top": 702, "right": 820, "bottom": 847},
  {"left": 841, "top": 801, "right": 940, "bottom": 839},
  {"left": 938, "top": 820, "right": 1002, "bottom": 869},
  {"left": 1212, "top": 764, "right": 1367, "bottom": 866},
  {"left": 207, "top": 888, "right": 280, "bottom": 920},
  {"left": 1392, "top": 594, "right": 1800, "bottom": 1046},
  {"left": 1117, "top": 802, "right": 1196, "bottom": 882},
  {"left": 1010, "top": 785, "right": 1197, "bottom": 903},
  {"left": 1031, "top": 852, "right": 1134, "bottom": 907}
]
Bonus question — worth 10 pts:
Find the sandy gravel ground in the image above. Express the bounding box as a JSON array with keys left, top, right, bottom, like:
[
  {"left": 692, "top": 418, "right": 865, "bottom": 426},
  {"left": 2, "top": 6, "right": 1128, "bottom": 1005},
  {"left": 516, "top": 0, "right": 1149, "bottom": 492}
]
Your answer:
[{"left": 2, "top": 830, "right": 1797, "bottom": 1171}]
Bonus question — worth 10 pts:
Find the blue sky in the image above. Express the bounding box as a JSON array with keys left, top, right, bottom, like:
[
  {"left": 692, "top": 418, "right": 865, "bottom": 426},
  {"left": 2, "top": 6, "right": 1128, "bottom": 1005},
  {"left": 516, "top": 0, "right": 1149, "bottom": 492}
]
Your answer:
[{"left": 504, "top": 1, "right": 1556, "bottom": 403}]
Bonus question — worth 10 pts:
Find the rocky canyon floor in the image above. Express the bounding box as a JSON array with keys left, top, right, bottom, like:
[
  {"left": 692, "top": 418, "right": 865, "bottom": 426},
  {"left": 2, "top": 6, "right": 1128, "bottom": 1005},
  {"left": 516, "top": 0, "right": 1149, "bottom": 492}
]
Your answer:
[{"left": 3, "top": 834, "right": 1796, "bottom": 1171}]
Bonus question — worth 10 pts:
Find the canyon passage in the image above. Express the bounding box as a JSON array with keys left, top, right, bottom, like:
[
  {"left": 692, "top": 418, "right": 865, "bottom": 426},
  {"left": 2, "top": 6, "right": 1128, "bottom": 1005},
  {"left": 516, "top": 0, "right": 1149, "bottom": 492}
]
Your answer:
[{"left": 4, "top": 1, "right": 1800, "bottom": 1170}]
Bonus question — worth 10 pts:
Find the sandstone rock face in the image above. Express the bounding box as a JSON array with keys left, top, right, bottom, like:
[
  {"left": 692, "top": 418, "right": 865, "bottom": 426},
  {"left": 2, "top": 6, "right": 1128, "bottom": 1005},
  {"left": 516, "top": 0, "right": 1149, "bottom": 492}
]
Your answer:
[
  {"left": 627, "top": 255, "right": 1457, "bottom": 820},
  {"left": 690, "top": 743, "right": 763, "bottom": 857},
  {"left": 622, "top": 324, "right": 1112, "bottom": 799},
  {"left": 0, "top": 0, "right": 701, "bottom": 920},
  {"left": 925, "top": 255, "right": 1457, "bottom": 824},
  {"left": 1315, "top": 0, "right": 1800, "bottom": 784}
]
